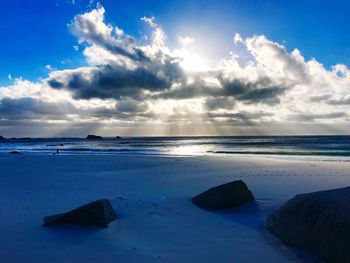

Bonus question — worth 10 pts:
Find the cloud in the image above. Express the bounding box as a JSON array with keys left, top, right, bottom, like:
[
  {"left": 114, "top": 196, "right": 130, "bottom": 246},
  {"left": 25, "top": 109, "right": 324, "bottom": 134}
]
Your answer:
[
  {"left": 0, "top": 97, "right": 78, "bottom": 121},
  {"left": 178, "top": 36, "right": 194, "bottom": 47},
  {"left": 327, "top": 97, "right": 350, "bottom": 105},
  {"left": 1, "top": 4, "right": 350, "bottom": 136},
  {"left": 288, "top": 112, "right": 348, "bottom": 122},
  {"left": 70, "top": 4, "right": 148, "bottom": 62},
  {"left": 47, "top": 62, "right": 184, "bottom": 100},
  {"left": 205, "top": 97, "right": 235, "bottom": 111},
  {"left": 233, "top": 33, "right": 243, "bottom": 44},
  {"left": 50, "top": 5, "right": 294, "bottom": 106},
  {"left": 48, "top": 6, "right": 185, "bottom": 100},
  {"left": 309, "top": 94, "right": 332, "bottom": 102}
]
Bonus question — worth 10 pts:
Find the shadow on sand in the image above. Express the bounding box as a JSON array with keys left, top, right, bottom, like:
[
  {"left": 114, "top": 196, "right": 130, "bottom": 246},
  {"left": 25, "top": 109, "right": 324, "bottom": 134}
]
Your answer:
[
  {"left": 210, "top": 201, "right": 322, "bottom": 263},
  {"left": 42, "top": 224, "right": 104, "bottom": 244}
]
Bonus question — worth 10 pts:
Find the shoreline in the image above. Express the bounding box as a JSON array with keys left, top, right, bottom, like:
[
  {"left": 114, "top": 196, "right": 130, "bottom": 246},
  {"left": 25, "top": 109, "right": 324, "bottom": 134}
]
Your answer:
[{"left": 3, "top": 151, "right": 350, "bottom": 163}]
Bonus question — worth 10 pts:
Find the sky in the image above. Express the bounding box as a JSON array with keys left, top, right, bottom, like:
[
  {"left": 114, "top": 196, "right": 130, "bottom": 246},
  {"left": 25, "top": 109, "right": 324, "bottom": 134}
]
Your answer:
[{"left": 0, "top": 0, "right": 350, "bottom": 137}]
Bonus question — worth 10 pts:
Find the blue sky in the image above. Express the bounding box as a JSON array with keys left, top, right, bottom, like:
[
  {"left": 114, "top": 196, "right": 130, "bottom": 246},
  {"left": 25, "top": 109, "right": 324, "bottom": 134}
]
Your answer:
[
  {"left": 1, "top": 0, "right": 350, "bottom": 136},
  {"left": 1, "top": 0, "right": 349, "bottom": 86}
]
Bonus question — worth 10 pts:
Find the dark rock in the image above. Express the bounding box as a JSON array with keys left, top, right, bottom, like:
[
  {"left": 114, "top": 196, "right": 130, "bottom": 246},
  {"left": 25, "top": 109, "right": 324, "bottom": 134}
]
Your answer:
[
  {"left": 191, "top": 180, "right": 254, "bottom": 210},
  {"left": 267, "top": 187, "right": 350, "bottom": 263},
  {"left": 10, "top": 151, "right": 21, "bottom": 154},
  {"left": 59, "top": 143, "right": 64, "bottom": 146},
  {"left": 0, "top": 135, "right": 5, "bottom": 140},
  {"left": 43, "top": 199, "right": 116, "bottom": 228},
  {"left": 86, "top": 135, "right": 103, "bottom": 140},
  {"left": 116, "top": 136, "right": 122, "bottom": 139}
]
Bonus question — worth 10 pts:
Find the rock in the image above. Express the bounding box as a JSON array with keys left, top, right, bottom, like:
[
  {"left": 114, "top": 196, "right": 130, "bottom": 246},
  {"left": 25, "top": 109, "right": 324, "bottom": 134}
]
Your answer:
[
  {"left": 9, "top": 151, "right": 21, "bottom": 154},
  {"left": 86, "top": 135, "right": 103, "bottom": 140},
  {"left": 191, "top": 180, "right": 254, "bottom": 210},
  {"left": 267, "top": 187, "right": 350, "bottom": 263},
  {"left": 43, "top": 199, "right": 116, "bottom": 228},
  {"left": 0, "top": 135, "right": 5, "bottom": 140},
  {"left": 116, "top": 136, "right": 122, "bottom": 139}
]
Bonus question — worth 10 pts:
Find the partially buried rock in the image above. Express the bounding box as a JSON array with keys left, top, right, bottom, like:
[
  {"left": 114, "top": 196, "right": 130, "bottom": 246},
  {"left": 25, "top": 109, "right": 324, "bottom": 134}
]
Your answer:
[
  {"left": 10, "top": 151, "right": 21, "bottom": 154},
  {"left": 43, "top": 199, "right": 116, "bottom": 228},
  {"left": 0, "top": 135, "right": 5, "bottom": 140},
  {"left": 191, "top": 180, "right": 254, "bottom": 210},
  {"left": 267, "top": 187, "right": 350, "bottom": 263},
  {"left": 86, "top": 134, "right": 103, "bottom": 140}
]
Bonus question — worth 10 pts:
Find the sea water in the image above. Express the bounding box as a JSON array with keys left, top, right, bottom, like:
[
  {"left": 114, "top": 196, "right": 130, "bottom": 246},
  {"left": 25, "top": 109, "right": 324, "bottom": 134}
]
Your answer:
[{"left": 1, "top": 136, "right": 350, "bottom": 159}]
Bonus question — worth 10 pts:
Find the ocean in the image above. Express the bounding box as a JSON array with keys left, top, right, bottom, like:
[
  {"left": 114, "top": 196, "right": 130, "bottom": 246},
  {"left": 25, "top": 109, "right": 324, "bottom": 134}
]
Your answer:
[{"left": 1, "top": 136, "right": 350, "bottom": 158}]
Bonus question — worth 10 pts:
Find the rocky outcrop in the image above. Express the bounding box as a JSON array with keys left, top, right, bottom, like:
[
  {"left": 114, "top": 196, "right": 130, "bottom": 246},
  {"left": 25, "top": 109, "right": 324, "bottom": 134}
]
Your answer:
[
  {"left": 267, "top": 187, "right": 350, "bottom": 263},
  {"left": 43, "top": 199, "right": 116, "bottom": 228},
  {"left": 191, "top": 180, "right": 254, "bottom": 210},
  {"left": 86, "top": 135, "right": 103, "bottom": 140},
  {"left": 9, "top": 151, "right": 21, "bottom": 154},
  {"left": 0, "top": 135, "right": 5, "bottom": 140}
]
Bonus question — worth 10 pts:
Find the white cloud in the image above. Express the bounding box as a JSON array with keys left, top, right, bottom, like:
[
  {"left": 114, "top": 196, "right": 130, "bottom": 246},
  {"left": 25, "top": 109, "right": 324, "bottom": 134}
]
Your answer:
[
  {"left": 233, "top": 33, "right": 243, "bottom": 44},
  {"left": 45, "top": 65, "right": 55, "bottom": 71},
  {"left": 1, "top": 4, "right": 350, "bottom": 136},
  {"left": 141, "top": 16, "right": 166, "bottom": 47},
  {"left": 178, "top": 36, "right": 194, "bottom": 47}
]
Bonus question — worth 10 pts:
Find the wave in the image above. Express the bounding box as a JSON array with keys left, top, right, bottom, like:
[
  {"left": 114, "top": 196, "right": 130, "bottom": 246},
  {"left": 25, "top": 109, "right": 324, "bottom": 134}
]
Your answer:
[
  {"left": 208, "top": 150, "right": 350, "bottom": 157},
  {"left": 2, "top": 136, "right": 350, "bottom": 158}
]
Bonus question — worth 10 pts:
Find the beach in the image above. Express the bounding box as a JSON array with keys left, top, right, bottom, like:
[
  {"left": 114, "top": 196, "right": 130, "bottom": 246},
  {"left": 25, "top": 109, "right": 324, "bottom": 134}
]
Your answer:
[{"left": 1, "top": 154, "right": 350, "bottom": 262}]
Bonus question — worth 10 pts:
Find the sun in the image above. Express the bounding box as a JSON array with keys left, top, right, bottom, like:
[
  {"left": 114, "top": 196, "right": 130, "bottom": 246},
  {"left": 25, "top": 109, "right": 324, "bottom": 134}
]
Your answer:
[{"left": 177, "top": 49, "right": 209, "bottom": 72}]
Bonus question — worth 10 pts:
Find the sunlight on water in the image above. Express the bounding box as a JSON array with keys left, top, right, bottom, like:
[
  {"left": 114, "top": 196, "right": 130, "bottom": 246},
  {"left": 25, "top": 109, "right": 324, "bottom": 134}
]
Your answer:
[
  {"left": 168, "top": 144, "right": 212, "bottom": 156},
  {"left": 1, "top": 136, "right": 350, "bottom": 159}
]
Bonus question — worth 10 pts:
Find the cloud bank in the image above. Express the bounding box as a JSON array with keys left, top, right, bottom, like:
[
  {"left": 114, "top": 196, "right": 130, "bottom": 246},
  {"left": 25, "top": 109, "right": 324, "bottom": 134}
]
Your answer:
[{"left": 1, "top": 5, "right": 350, "bottom": 136}]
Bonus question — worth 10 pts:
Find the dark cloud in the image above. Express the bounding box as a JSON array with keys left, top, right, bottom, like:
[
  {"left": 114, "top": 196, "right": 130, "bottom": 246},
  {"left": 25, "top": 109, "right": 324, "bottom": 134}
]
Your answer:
[
  {"left": 71, "top": 6, "right": 149, "bottom": 63},
  {"left": 327, "top": 97, "right": 350, "bottom": 105},
  {"left": 91, "top": 99, "right": 153, "bottom": 121},
  {"left": 237, "top": 86, "right": 285, "bottom": 105},
  {"left": 207, "top": 111, "right": 273, "bottom": 122},
  {"left": 47, "top": 62, "right": 185, "bottom": 100},
  {"left": 115, "top": 99, "right": 148, "bottom": 113},
  {"left": 288, "top": 112, "right": 347, "bottom": 122},
  {"left": 47, "top": 6, "right": 288, "bottom": 107},
  {"left": 217, "top": 76, "right": 286, "bottom": 104},
  {"left": 0, "top": 96, "right": 155, "bottom": 132},
  {"left": 157, "top": 76, "right": 286, "bottom": 106},
  {"left": 47, "top": 79, "right": 64, "bottom": 89},
  {"left": 309, "top": 94, "right": 332, "bottom": 103},
  {"left": 205, "top": 97, "right": 235, "bottom": 110},
  {"left": 0, "top": 97, "right": 77, "bottom": 120}
]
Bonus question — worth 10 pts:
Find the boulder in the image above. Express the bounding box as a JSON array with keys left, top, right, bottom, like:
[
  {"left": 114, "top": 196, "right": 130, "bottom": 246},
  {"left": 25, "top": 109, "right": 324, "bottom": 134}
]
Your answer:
[
  {"left": 267, "top": 187, "right": 350, "bottom": 263},
  {"left": 10, "top": 151, "right": 21, "bottom": 154},
  {"left": 86, "top": 135, "right": 103, "bottom": 140},
  {"left": 0, "top": 135, "right": 5, "bottom": 140},
  {"left": 191, "top": 180, "right": 254, "bottom": 210},
  {"left": 116, "top": 136, "right": 122, "bottom": 139},
  {"left": 43, "top": 199, "right": 116, "bottom": 228}
]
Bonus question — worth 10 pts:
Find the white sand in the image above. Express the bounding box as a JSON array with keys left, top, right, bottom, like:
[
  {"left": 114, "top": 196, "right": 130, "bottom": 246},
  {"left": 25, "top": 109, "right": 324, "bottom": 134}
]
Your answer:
[{"left": 1, "top": 154, "right": 350, "bottom": 262}]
